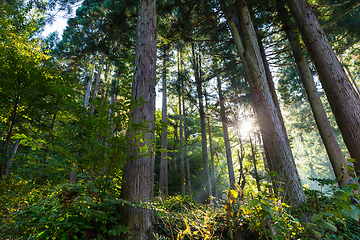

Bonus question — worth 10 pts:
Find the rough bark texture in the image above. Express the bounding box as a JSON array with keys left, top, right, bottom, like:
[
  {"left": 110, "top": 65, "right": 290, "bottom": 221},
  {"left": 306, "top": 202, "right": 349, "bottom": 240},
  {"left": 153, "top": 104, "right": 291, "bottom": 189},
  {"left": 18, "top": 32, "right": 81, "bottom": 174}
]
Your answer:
[
  {"left": 192, "top": 43, "right": 212, "bottom": 203},
  {"left": 287, "top": 0, "right": 360, "bottom": 177},
  {"left": 217, "top": 75, "right": 236, "bottom": 190},
  {"left": 221, "top": 0, "right": 305, "bottom": 207},
  {"left": 120, "top": 0, "right": 157, "bottom": 239},
  {"left": 277, "top": 0, "right": 350, "bottom": 185},
  {"left": 159, "top": 53, "right": 168, "bottom": 196}
]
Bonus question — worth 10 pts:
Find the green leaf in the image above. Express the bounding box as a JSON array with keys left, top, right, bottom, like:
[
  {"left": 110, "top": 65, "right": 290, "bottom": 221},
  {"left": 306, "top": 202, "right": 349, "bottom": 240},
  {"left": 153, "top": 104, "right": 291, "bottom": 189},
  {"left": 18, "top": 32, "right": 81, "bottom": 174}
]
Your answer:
[
  {"left": 311, "top": 229, "right": 322, "bottom": 238},
  {"left": 311, "top": 213, "right": 323, "bottom": 223},
  {"left": 319, "top": 221, "right": 337, "bottom": 232},
  {"left": 61, "top": 233, "right": 67, "bottom": 240},
  {"left": 261, "top": 204, "right": 272, "bottom": 214},
  {"left": 348, "top": 183, "right": 359, "bottom": 191},
  {"left": 349, "top": 206, "right": 360, "bottom": 221},
  {"left": 347, "top": 165, "right": 354, "bottom": 172},
  {"left": 347, "top": 158, "right": 356, "bottom": 163}
]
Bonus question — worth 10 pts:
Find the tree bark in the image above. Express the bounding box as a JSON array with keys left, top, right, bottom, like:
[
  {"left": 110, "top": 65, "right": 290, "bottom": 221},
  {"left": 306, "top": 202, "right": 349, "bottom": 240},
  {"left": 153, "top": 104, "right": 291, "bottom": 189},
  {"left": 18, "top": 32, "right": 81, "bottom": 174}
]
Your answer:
[
  {"left": 217, "top": 74, "right": 236, "bottom": 190},
  {"left": 287, "top": 0, "right": 360, "bottom": 177},
  {"left": 221, "top": 0, "right": 305, "bottom": 207},
  {"left": 159, "top": 52, "right": 168, "bottom": 196},
  {"left": 276, "top": 0, "right": 350, "bottom": 186},
  {"left": 120, "top": 0, "right": 157, "bottom": 239}
]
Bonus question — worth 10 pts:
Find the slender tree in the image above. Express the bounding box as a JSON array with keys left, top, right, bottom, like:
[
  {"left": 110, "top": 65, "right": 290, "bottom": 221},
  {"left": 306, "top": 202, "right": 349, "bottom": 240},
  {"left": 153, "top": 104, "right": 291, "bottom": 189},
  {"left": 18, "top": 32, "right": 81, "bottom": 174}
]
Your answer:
[
  {"left": 192, "top": 42, "right": 212, "bottom": 203},
  {"left": 206, "top": 93, "right": 218, "bottom": 199},
  {"left": 159, "top": 48, "right": 169, "bottom": 196},
  {"left": 178, "top": 48, "right": 185, "bottom": 196},
  {"left": 183, "top": 91, "right": 192, "bottom": 195},
  {"left": 90, "top": 54, "right": 105, "bottom": 115},
  {"left": 216, "top": 74, "right": 236, "bottom": 190},
  {"left": 84, "top": 56, "right": 95, "bottom": 109}
]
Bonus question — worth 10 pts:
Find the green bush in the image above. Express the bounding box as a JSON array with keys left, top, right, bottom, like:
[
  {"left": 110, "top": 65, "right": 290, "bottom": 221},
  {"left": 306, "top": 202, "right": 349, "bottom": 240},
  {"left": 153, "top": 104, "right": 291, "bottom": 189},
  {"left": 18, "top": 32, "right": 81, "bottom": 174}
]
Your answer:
[{"left": 1, "top": 180, "right": 129, "bottom": 240}]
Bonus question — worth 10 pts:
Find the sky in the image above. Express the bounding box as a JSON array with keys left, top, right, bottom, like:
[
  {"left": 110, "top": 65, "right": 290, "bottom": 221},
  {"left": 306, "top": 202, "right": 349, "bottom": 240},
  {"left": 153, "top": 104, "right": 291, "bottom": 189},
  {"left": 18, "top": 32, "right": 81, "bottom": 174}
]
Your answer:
[{"left": 42, "top": 15, "right": 68, "bottom": 38}]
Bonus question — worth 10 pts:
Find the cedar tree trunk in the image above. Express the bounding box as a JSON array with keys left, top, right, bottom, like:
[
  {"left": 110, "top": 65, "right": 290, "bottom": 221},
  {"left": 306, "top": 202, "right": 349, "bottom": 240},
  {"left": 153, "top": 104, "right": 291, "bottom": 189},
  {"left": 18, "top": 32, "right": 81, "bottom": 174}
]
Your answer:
[
  {"left": 287, "top": 0, "right": 360, "bottom": 177},
  {"left": 120, "top": 0, "right": 157, "bottom": 239}
]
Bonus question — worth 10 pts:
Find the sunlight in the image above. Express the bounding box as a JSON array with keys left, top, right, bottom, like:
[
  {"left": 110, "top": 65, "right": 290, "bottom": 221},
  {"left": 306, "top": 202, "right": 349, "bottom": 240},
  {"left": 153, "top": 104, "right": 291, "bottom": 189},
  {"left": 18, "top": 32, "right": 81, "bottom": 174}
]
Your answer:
[{"left": 240, "top": 120, "right": 253, "bottom": 136}]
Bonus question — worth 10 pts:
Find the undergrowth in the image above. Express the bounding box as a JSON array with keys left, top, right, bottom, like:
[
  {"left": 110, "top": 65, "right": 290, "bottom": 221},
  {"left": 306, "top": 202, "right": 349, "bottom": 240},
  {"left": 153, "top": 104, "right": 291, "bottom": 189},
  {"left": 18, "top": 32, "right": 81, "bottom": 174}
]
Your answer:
[{"left": 1, "top": 177, "right": 360, "bottom": 239}]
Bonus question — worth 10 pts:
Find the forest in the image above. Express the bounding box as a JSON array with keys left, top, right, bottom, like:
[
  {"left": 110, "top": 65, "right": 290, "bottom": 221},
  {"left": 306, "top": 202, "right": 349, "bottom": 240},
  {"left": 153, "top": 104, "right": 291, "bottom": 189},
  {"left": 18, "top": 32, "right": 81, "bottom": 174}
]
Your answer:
[{"left": 1, "top": 0, "right": 360, "bottom": 239}]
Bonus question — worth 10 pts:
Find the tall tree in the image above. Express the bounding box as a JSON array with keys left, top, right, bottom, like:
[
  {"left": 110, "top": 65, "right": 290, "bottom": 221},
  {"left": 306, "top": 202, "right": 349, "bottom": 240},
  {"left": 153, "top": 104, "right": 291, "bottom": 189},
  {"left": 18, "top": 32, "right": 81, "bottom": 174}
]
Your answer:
[
  {"left": 221, "top": 0, "right": 306, "bottom": 207},
  {"left": 159, "top": 47, "right": 169, "bottom": 196},
  {"left": 120, "top": 0, "right": 157, "bottom": 239},
  {"left": 216, "top": 74, "right": 236, "bottom": 190},
  {"left": 206, "top": 93, "right": 218, "bottom": 199},
  {"left": 192, "top": 42, "right": 212, "bottom": 203},
  {"left": 178, "top": 48, "right": 185, "bottom": 196},
  {"left": 287, "top": 0, "right": 360, "bottom": 177},
  {"left": 90, "top": 54, "right": 105, "bottom": 115},
  {"left": 276, "top": 0, "right": 351, "bottom": 186},
  {"left": 183, "top": 91, "right": 192, "bottom": 195}
]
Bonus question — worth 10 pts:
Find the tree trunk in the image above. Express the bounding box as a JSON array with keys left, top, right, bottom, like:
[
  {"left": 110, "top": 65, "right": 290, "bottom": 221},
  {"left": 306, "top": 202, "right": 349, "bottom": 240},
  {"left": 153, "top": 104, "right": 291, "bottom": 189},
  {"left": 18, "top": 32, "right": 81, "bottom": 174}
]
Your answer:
[
  {"left": 178, "top": 50, "right": 185, "bottom": 196},
  {"left": 217, "top": 74, "right": 236, "bottom": 190},
  {"left": 287, "top": 0, "right": 360, "bottom": 177},
  {"left": 159, "top": 52, "right": 168, "bottom": 196},
  {"left": 179, "top": 87, "right": 185, "bottom": 196},
  {"left": 90, "top": 54, "right": 105, "bottom": 115},
  {"left": 192, "top": 43, "right": 212, "bottom": 204},
  {"left": 249, "top": 134, "right": 261, "bottom": 192},
  {"left": 277, "top": 0, "right": 350, "bottom": 186},
  {"left": 120, "top": 0, "right": 157, "bottom": 239},
  {"left": 84, "top": 57, "right": 95, "bottom": 109},
  {"left": 172, "top": 126, "right": 178, "bottom": 173},
  {"left": 5, "top": 139, "right": 20, "bottom": 176},
  {"left": 183, "top": 95, "right": 192, "bottom": 195},
  {"left": 2, "top": 94, "right": 20, "bottom": 177},
  {"left": 221, "top": 0, "right": 305, "bottom": 207},
  {"left": 206, "top": 97, "right": 218, "bottom": 199}
]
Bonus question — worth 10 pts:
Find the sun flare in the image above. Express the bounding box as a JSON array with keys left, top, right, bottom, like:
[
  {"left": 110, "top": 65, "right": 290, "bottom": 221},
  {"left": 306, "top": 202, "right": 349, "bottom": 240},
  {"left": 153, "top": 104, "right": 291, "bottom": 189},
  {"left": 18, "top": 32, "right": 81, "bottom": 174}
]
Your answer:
[{"left": 240, "top": 120, "right": 253, "bottom": 136}]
